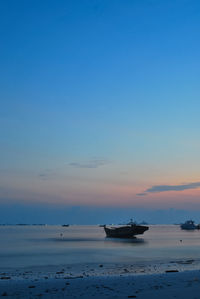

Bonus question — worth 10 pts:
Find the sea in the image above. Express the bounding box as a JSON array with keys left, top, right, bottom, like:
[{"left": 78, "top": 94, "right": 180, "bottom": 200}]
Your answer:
[{"left": 1, "top": 225, "right": 200, "bottom": 269}]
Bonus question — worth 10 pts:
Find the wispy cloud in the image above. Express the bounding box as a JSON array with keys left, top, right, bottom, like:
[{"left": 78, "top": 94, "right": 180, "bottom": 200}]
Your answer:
[
  {"left": 136, "top": 192, "right": 147, "bottom": 196},
  {"left": 68, "top": 159, "right": 110, "bottom": 169},
  {"left": 137, "top": 182, "right": 200, "bottom": 196},
  {"left": 38, "top": 169, "right": 55, "bottom": 180}
]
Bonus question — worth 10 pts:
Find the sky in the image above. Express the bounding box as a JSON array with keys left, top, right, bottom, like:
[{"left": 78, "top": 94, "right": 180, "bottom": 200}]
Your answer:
[{"left": 1, "top": 0, "right": 200, "bottom": 224}]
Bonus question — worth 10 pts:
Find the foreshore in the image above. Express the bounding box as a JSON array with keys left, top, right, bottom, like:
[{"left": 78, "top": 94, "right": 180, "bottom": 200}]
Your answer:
[{"left": 1, "top": 261, "right": 200, "bottom": 298}]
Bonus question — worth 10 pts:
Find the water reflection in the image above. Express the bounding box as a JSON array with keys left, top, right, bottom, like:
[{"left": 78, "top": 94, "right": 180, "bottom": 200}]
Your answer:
[
  {"left": 50, "top": 236, "right": 147, "bottom": 246},
  {"left": 51, "top": 238, "right": 104, "bottom": 242},
  {"left": 104, "top": 237, "right": 147, "bottom": 246}
]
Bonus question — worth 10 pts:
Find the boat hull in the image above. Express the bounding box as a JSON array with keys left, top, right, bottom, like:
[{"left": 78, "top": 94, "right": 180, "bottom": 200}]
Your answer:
[
  {"left": 104, "top": 225, "right": 149, "bottom": 238},
  {"left": 180, "top": 224, "right": 198, "bottom": 230}
]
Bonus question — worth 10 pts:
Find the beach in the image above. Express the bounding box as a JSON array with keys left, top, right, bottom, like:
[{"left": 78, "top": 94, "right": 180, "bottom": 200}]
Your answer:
[
  {"left": 1, "top": 225, "right": 200, "bottom": 298},
  {"left": 1, "top": 264, "right": 200, "bottom": 298}
]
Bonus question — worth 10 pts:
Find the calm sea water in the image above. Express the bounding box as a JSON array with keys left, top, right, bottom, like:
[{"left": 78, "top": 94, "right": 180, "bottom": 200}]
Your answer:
[{"left": 0, "top": 225, "right": 200, "bottom": 268}]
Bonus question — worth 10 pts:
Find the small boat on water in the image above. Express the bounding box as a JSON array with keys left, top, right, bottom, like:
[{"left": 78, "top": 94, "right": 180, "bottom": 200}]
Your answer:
[
  {"left": 103, "top": 219, "right": 149, "bottom": 238},
  {"left": 62, "top": 224, "right": 69, "bottom": 227},
  {"left": 180, "top": 220, "right": 200, "bottom": 230}
]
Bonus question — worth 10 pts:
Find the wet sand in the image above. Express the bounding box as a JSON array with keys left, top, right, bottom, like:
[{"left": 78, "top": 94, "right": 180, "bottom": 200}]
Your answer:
[{"left": 1, "top": 261, "right": 200, "bottom": 298}]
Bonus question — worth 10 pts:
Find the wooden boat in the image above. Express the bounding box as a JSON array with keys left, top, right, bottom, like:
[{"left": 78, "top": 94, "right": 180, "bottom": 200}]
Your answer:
[{"left": 104, "top": 222, "right": 149, "bottom": 238}]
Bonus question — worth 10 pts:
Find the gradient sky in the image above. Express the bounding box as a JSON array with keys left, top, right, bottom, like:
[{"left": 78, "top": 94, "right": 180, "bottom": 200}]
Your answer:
[{"left": 1, "top": 0, "right": 200, "bottom": 223}]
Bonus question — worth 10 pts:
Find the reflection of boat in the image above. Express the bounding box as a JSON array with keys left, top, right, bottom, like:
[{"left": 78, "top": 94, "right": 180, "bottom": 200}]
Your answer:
[
  {"left": 62, "top": 224, "right": 69, "bottom": 227},
  {"left": 104, "top": 220, "right": 149, "bottom": 238},
  {"left": 180, "top": 220, "right": 199, "bottom": 230}
]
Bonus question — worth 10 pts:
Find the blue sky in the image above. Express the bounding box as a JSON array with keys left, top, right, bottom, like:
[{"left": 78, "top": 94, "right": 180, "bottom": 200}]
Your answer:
[{"left": 1, "top": 0, "right": 200, "bottom": 223}]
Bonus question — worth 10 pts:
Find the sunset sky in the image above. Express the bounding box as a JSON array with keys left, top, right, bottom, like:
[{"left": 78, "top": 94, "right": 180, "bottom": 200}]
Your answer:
[{"left": 1, "top": 0, "right": 200, "bottom": 224}]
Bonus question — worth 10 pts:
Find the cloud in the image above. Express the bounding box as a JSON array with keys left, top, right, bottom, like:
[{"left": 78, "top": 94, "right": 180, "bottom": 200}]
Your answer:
[
  {"left": 38, "top": 169, "right": 55, "bottom": 180},
  {"left": 38, "top": 173, "right": 48, "bottom": 179},
  {"left": 68, "top": 159, "right": 110, "bottom": 169},
  {"left": 137, "top": 182, "right": 200, "bottom": 196}
]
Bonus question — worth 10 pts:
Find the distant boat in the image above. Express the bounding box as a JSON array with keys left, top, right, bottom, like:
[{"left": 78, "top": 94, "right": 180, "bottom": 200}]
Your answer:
[
  {"left": 139, "top": 221, "right": 148, "bottom": 225},
  {"left": 62, "top": 224, "right": 69, "bottom": 227},
  {"left": 180, "top": 220, "right": 199, "bottom": 230},
  {"left": 104, "top": 220, "right": 149, "bottom": 238}
]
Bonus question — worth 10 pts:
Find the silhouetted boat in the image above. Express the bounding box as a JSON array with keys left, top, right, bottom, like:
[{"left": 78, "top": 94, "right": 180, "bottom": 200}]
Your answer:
[
  {"left": 62, "top": 224, "right": 69, "bottom": 227},
  {"left": 180, "top": 220, "right": 199, "bottom": 230},
  {"left": 104, "top": 220, "right": 149, "bottom": 238}
]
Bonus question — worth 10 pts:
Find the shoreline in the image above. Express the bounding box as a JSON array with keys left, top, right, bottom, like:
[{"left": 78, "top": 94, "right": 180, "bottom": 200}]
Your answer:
[
  {"left": 0, "top": 269, "right": 200, "bottom": 298},
  {"left": 1, "top": 260, "right": 200, "bottom": 298},
  {"left": 1, "top": 257, "right": 200, "bottom": 278}
]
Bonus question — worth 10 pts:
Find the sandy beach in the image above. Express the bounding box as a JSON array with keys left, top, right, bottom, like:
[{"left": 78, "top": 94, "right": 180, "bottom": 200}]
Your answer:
[{"left": 1, "top": 262, "right": 200, "bottom": 298}]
